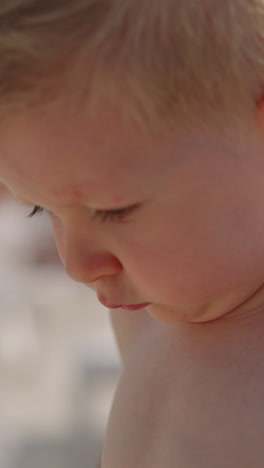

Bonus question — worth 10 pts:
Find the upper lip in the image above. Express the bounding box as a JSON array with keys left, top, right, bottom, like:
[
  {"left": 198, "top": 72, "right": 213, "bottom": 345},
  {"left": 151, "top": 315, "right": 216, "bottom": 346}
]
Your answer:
[{"left": 98, "top": 296, "right": 122, "bottom": 308}]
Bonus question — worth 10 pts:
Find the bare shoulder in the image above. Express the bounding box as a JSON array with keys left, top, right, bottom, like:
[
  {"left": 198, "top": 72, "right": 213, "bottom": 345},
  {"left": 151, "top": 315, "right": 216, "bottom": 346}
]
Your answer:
[
  {"left": 103, "top": 313, "right": 264, "bottom": 467},
  {"left": 109, "top": 307, "right": 153, "bottom": 364}
]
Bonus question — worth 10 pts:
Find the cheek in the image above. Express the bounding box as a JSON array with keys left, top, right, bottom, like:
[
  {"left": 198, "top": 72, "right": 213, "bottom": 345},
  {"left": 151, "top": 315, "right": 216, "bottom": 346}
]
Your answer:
[{"left": 123, "top": 226, "right": 258, "bottom": 305}]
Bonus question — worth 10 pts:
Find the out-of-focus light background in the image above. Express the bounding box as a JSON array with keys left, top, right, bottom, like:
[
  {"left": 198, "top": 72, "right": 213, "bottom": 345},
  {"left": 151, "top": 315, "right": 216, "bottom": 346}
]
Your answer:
[{"left": 0, "top": 185, "right": 121, "bottom": 468}]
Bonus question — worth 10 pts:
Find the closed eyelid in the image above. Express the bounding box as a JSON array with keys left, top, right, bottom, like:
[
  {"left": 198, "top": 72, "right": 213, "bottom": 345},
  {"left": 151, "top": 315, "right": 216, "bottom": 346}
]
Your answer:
[
  {"left": 92, "top": 203, "right": 139, "bottom": 215},
  {"left": 91, "top": 204, "right": 139, "bottom": 222},
  {"left": 27, "top": 203, "right": 141, "bottom": 222}
]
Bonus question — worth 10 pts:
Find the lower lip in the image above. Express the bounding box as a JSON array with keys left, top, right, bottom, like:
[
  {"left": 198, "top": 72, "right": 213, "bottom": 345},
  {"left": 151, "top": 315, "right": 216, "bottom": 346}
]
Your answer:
[{"left": 121, "top": 303, "right": 151, "bottom": 311}]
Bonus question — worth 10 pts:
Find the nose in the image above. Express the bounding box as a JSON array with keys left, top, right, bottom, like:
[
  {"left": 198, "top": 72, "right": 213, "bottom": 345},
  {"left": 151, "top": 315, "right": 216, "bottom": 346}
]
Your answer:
[
  {"left": 64, "top": 248, "right": 122, "bottom": 284},
  {"left": 54, "top": 222, "right": 122, "bottom": 284}
]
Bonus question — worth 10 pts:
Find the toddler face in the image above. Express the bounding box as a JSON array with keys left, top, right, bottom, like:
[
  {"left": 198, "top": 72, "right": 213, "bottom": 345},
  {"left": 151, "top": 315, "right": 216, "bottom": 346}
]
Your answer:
[{"left": 0, "top": 100, "right": 264, "bottom": 323}]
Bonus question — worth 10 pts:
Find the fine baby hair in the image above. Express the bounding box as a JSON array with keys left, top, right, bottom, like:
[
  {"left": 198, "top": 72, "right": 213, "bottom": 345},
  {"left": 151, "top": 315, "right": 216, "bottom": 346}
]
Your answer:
[{"left": 0, "top": 0, "right": 263, "bottom": 129}]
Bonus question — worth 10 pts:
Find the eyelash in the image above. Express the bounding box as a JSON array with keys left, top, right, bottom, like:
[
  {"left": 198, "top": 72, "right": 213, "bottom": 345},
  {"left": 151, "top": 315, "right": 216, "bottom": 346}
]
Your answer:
[
  {"left": 27, "top": 205, "right": 138, "bottom": 222},
  {"left": 27, "top": 206, "right": 45, "bottom": 218}
]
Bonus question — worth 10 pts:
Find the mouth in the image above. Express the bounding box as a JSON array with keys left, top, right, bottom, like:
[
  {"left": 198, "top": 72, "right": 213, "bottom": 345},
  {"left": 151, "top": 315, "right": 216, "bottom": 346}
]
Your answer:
[
  {"left": 98, "top": 297, "right": 151, "bottom": 311},
  {"left": 120, "top": 303, "right": 151, "bottom": 311}
]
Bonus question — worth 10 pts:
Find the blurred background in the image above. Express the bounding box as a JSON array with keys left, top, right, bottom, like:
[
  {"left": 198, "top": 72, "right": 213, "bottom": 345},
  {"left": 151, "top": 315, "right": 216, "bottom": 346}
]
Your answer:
[{"left": 0, "top": 184, "right": 121, "bottom": 468}]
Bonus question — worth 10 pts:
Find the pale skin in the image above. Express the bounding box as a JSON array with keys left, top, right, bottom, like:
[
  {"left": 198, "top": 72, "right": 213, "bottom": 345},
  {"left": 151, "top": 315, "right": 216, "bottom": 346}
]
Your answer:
[{"left": 1, "top": 94, "right": 264, "bottom": 466}]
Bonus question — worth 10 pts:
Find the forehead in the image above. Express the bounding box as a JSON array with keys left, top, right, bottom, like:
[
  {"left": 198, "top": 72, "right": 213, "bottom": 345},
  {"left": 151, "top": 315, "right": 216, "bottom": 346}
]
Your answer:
[
  {"left": 0, "top": 99, "right": 237, "bottom": 207},
  {"left": 0, "top": 102, "right": 170, "bottom": 205}
]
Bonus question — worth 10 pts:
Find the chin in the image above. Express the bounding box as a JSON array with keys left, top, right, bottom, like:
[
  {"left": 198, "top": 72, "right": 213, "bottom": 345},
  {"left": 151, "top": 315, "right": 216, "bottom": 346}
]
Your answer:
[{"left": 146, "top": 304, "right": 189, "bottom": 324}]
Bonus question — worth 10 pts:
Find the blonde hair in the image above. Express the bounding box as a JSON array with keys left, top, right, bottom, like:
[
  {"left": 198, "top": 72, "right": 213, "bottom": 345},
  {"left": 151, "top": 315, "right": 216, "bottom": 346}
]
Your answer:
[{"left": 1, "top": 0, "right": 264, "bottom": 129}]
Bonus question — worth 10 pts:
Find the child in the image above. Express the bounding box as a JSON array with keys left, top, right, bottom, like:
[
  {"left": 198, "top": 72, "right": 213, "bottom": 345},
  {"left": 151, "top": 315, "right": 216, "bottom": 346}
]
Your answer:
[{"left": 1, "top": 0, "right": 264, "bottom": 466}]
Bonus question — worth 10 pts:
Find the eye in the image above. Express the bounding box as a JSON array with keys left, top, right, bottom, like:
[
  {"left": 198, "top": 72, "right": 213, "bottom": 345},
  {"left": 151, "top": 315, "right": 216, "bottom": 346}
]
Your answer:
[
  {"left": 93, "top": 205, "right": 139, "bottom": 223},
  {"left": 27, "top": 206, "right": 46, "bottom": 218},
  {"left": 27, "top": 204, "right": 140, "bottom": 222}
]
